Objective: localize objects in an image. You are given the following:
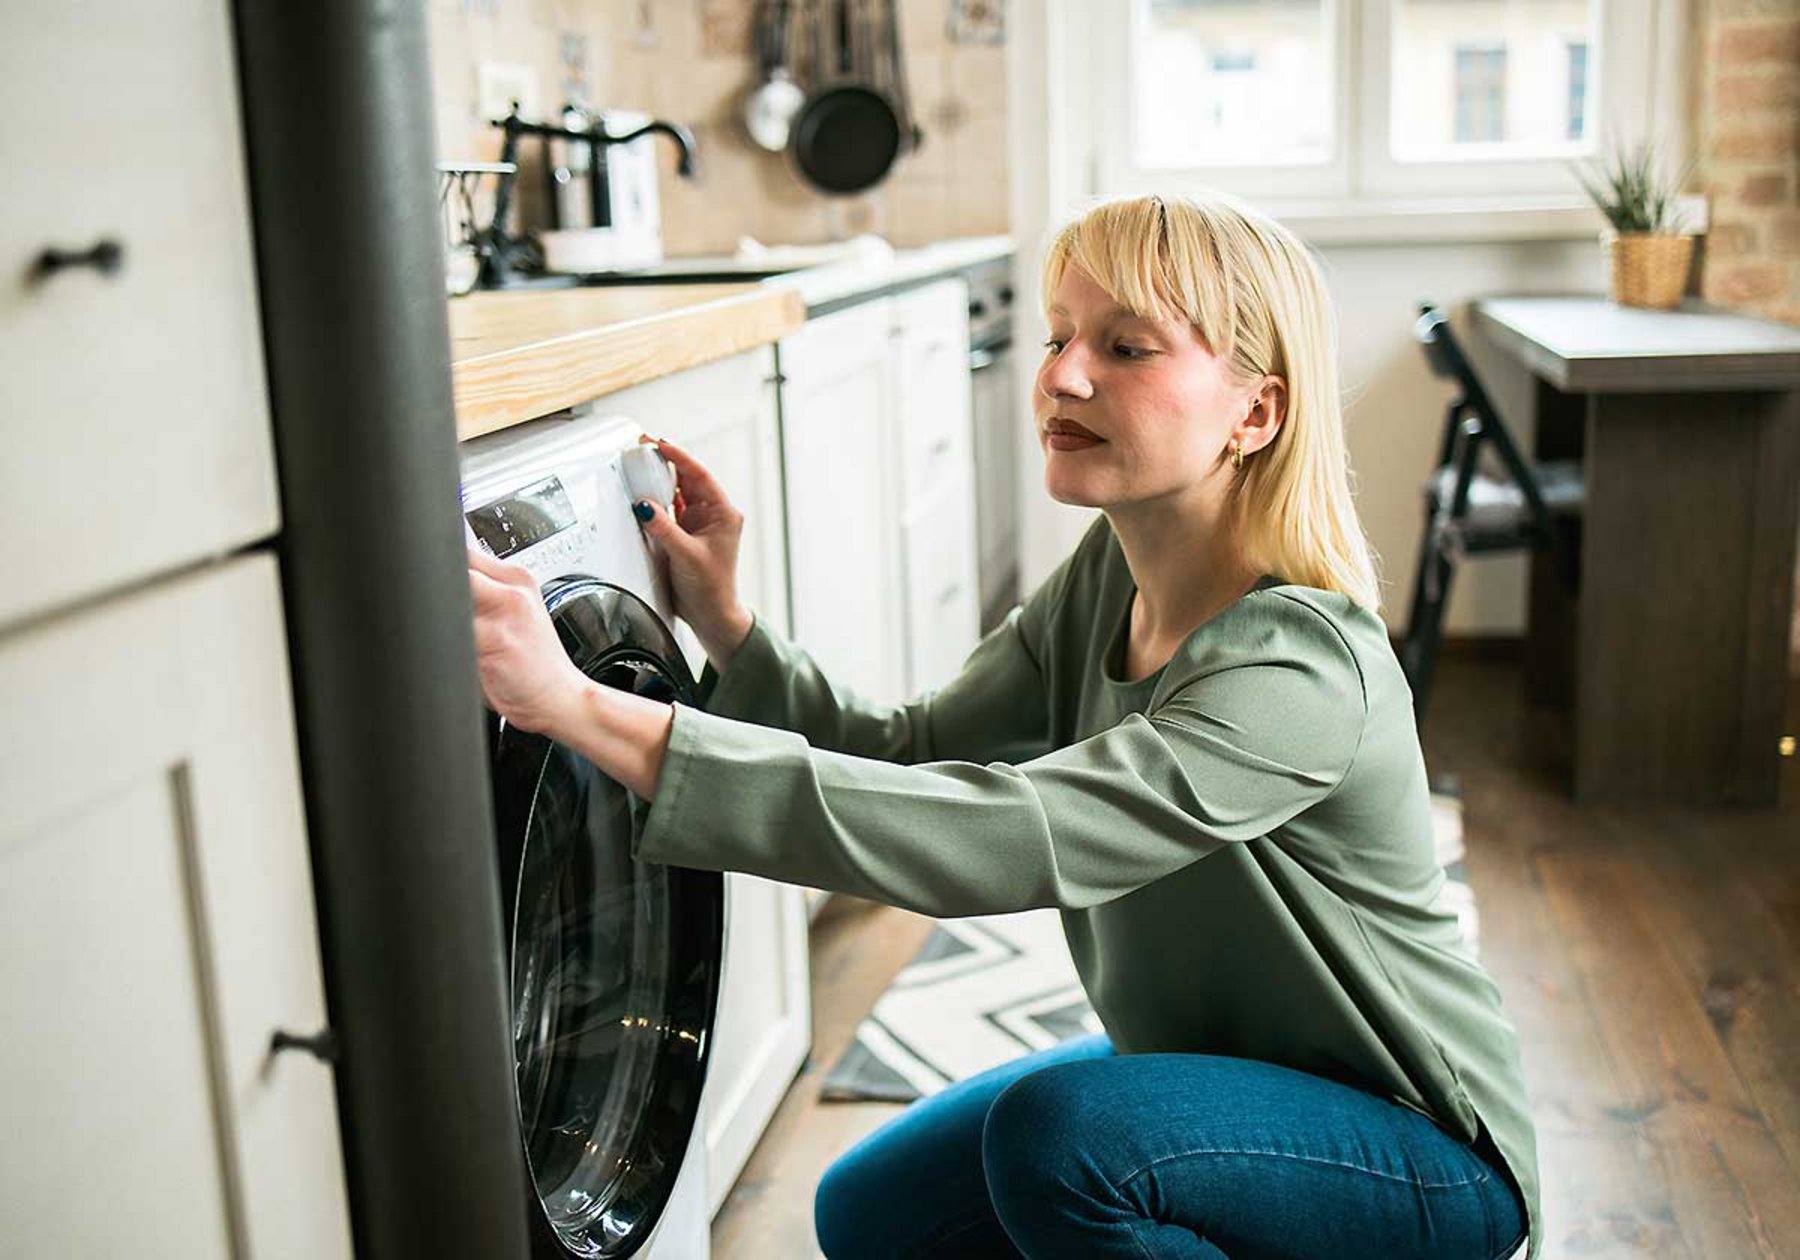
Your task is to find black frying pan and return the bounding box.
[791,0,904,195]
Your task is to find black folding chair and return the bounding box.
[1401,304,1585,719]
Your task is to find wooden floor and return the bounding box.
[710,656,1800,1259]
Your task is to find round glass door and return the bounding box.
[490,578,724,1258]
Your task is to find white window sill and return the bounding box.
[1258,196,1611,247]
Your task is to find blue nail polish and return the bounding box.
[632,501,654,523]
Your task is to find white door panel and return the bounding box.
[0,555,351,1259]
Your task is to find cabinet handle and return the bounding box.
[270,1027,341,1064]
[928,436,953,457]
[937,583,962,606]
[32,238,125,281]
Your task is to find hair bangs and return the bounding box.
[1041,197,1237,363]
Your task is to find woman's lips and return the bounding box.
[1045,418,1104,451]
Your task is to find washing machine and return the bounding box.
[461,413,725,1260]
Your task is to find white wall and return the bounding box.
[1006,0,1612,636]
[1320,239,1606,633]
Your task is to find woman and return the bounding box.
[468,193,1539,1259]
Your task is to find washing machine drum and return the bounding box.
[489,576,724,1259]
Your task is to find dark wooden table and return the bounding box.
[1472,295,1800,807]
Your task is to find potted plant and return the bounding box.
[1572,142,1698,310]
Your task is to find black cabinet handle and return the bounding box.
[32,239,125,281]
[270,1027,340,1064]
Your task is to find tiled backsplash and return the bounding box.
[428,0,1009,253]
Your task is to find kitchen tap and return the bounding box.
[599,119,697,178]
[478,103,699,287]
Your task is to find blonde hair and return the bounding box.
[1041,192,1381,612]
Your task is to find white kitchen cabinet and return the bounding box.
[782,280,982,703]
[891,281,977,508]
[578,347,811,1217]
[1,0,280,631]
[890,280,982,694]
[901,468,985,695]
[778,299,911,706]
[0,555,351,1260]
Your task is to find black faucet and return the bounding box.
[477,103,699,288]
[600,119,697,178]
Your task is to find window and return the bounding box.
[1091,0,1648,205]
[1567,40,1589,141]
[1452,46,1507,145]
[1135,1,1330,169]
[1206,49,1260,134]
[1392,0,1596,158]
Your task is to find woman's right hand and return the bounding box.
[632,434,755,669]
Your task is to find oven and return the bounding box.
[963,254,1019,634]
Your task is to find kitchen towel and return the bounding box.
[820,785,1479,1103]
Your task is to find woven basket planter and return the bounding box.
[1606,232,1696,310]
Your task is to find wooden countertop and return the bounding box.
[448,282,806,440]
[1472,295,1800,393]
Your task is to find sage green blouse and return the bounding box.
[637,516,1541,1257]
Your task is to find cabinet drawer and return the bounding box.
[779,298,893,391]
[892,280,974,506]
[1,0,279,629]
[900,471,982,694]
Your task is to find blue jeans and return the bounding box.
[814,1034,1526,1259]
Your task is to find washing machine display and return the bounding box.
[467,476,578,559]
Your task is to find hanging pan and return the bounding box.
[790,0,904,195]
[744,0,806,152]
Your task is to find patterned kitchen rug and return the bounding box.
[819,784,1480,1104]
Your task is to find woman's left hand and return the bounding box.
[467,546,593,739]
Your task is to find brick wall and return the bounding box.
[1690,0,1800,665]
[1695,1,1800,322]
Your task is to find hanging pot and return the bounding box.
[790,0,904,196]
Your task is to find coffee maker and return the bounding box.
[477,104,697,286]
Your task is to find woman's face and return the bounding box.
[1034,263,1257,510]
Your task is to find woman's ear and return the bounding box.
[1240,375,1287,454]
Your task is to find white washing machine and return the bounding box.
[461,414,723,1260]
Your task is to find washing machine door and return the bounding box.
[490,576,724,1259]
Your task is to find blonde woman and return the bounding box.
[468,193,1539,1259]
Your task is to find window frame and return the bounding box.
[1089,0,1663,209]
[1095,0,1356,201]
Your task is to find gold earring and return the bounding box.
[1231,441,1245,471]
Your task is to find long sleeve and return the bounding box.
[690,530,1092,766]
[637,593,1368,919]
[692,605,1052,766]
